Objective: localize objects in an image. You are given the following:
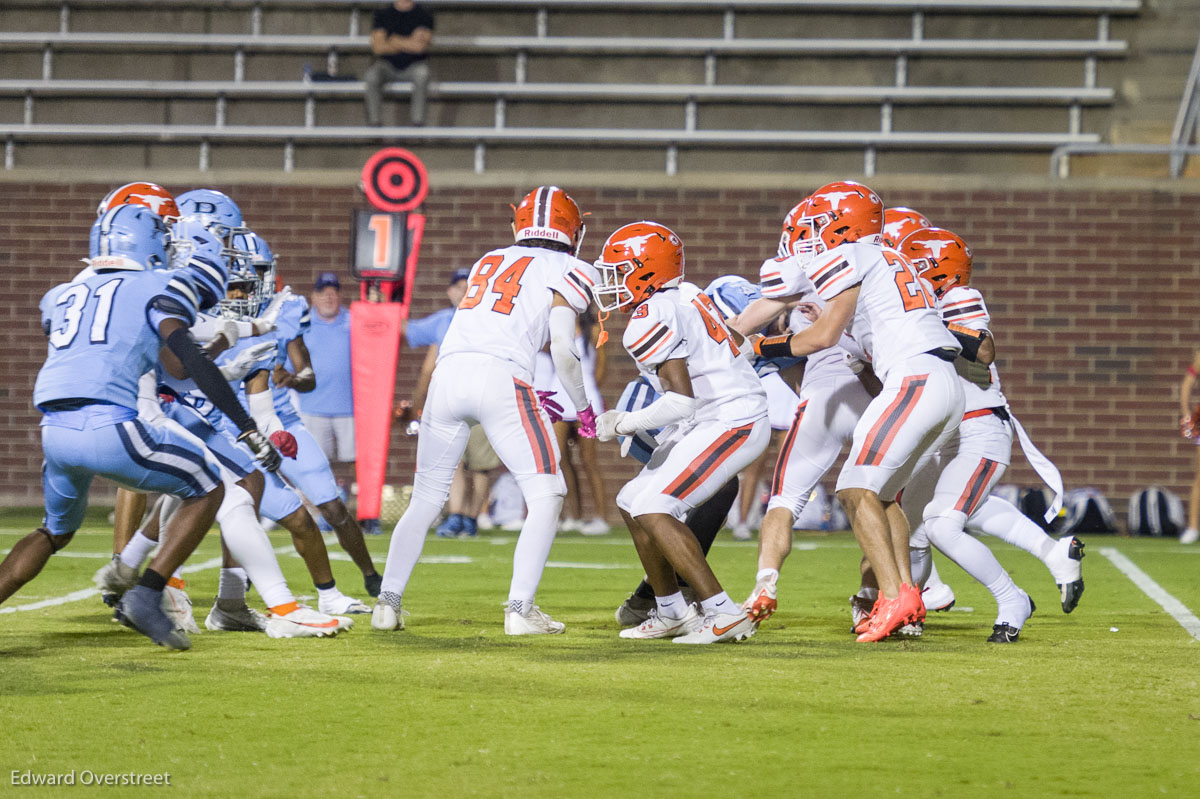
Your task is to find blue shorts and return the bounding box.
[278,421,341,506]
[167,402,302,521]
[42,417,221,536]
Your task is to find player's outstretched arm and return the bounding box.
[754,286,859,359]
[729,296,791,337]
[548,291,599,437]
[158,317,280,471]
[275,337,316,392]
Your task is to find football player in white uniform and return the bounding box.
[372,186,600,635]
[594,222,770,644]
[747,181,966,642]
[896,227,1082,640]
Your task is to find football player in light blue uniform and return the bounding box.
[0,205,280,650]
[230,232,381,596]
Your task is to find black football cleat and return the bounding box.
[987,623,1022,643]
[1058,537,1086,614]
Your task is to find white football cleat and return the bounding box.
[94,555,139,597]
[731,523,752,541]
[371,601,407,631]
[204,600,268,632]
[1181,527,1200,545]
[619,604,702,639]
[318,591,371,617]
[673,609,756,644]
[504,603,565,635]
[579,517,611,536]
[921,581,956,613]
[162,582,201,635]
[265,605,344,638]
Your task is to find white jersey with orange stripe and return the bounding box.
[803,241,959,382]
[938,285,1007,413]
[759,254,816,300]
[623,282,768,427]
[437,244,598,380]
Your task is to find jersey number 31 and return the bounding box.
[49,278,123,350]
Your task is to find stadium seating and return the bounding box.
[0,0,1140,173]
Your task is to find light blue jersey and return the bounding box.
[270,296,310,427]
[299,306,353,416]
[702,274,804,377]
[34,269,200,411]
[406,306,454,349]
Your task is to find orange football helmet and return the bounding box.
[512,185,585,255]
[784,180,884,262]
[96,182,179,220]
[593,221,684,313]
[899,227,972,297]
[882,207,932,249]
[777,198,811,259]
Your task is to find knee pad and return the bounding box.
[216,483,256,526]
[514,472,566,503]
[922,511,968,549]
[38,528,74,553]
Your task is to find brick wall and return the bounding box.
[2,180,1198,526]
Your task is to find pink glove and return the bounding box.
[270,430,298,459]
[577,406,598,439]
[537,390,565,424]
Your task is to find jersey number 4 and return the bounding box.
[458,255,531,316]
[49,278,123,350]
[885,252,935,312]
[691,293,741,357]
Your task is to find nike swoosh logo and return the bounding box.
[712,615,748,636]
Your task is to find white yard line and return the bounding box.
[1099,547,1200,642]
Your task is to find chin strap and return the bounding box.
[596,309,610,347]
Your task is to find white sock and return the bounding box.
[700,591,738,615]
[909,545,932,588]
[316,585,340,603]
[507,493,564,604]
[970,496,1056,561]
[218,567,247,601]
[655,591,687,618]
[119,531,157,570]
[991,581,1030,628]
[379,495,445,598]
[216,483,294,609]
[171,567,183,581]
[924,559,946,593]
[927,513,1021,612]
[755,568,779,585]
[856,586,878,602]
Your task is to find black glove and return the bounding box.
[238,430,282,473]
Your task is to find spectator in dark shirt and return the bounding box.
[365,0,434,127]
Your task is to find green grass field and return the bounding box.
[2,510,1198,798]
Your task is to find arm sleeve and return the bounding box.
[550,261,599,313]
[549,305,591,411]
[804,250,861,301]
[622,302,683,370]
[614,391,697,435]
[247,388,285,436]
[164,328,257,434]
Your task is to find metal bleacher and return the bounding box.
[0,0,1141,175]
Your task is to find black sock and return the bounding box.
[138,568,167,593]
[686,477,740,556]
[314,579,336,591]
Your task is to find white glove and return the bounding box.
[405,419,421,436]
[254,287,293,335]
[596,410,625,443]
[212,318,240,350]
[844,351,867,374]
[219,341,277,382]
